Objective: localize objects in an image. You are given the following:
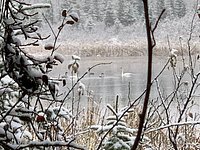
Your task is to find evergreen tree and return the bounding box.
[149,6,155,22]
[155,0,166,19]
[117,0,125,25]
[98,1,107,23]
[126,7,135,26]
[135,0,144,21]
[83,0,91,15]
[91,0,101,22]
[60,0,70,11]
[124,1,136,26]
[130,0,141,22]
[165,0,175,19]
[104,1,116,27]
[89,0,105,22]
[80,0,92,29]
[117,0,135,26]
[174,0,186,18]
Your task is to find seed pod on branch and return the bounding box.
[66,20,75,25]
[62,9,67,17]
[198,5,200,18]
[63,79,66,86]
[54,53,64,63]
[68,62,79,73]
[69,12,79,22]
[44,43,54,50]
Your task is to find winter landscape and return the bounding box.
[1,0,200,149]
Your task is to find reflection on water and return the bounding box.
[82,75,145,106]
[51,56,173,107]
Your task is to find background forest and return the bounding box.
[25,0,199,57]
[1,0,200,149]
[30,0,189,27]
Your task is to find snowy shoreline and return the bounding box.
[25,41,200,58]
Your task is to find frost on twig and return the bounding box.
[169,48,178,67]
[21,3,51,11]
[9,140,86,150]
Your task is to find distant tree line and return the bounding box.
[30,0,187,29]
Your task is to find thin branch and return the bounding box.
[55,62,112,120]
[96,58,170,150]
[10,140,86,150]
[42,13,56,38]
[152,9,166,47]
[0,93,25,122]
[146,121,200,133]
[152,9,166,33]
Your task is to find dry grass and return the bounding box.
[22,44,200,149]
[66,97,200,150]
[24,41,200,58]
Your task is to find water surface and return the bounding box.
[51,56,175,107]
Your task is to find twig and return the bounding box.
[55,62,112,120]
[96,58,170,150]
[0,93,25,123]
[12,140,86,150]
[146,121,200,133]
[42,13,56,38]
[152,9,166,33]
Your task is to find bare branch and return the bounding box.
[146,121,200,133]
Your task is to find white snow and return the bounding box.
[46,106,73,121]
[0,87,13,94]
[47,56,54,63]
[6,44,16,54]
[10,140,86,149]
[4,18,15,25]
[113,141,122,149]
[170,48,178,57]
[1,75,15,85]
[69,12,79,22]
[78,81,86,95]
[27,67,44,78]
[54,53,65,63]
[21,3,51,11]
[11,36,21,46]
[72,55,81,61]
[10,120,22,130]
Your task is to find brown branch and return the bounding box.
[131,1,166,149]
[152,9,165,47]
[131,0,153,149]
[152,9,166,33]
[96,58,170,149]
[146,120,200,133]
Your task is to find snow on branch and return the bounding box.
[9,140,86,150]
[21,3,51,11]
[146,121,200,133]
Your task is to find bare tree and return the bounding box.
[131,0,165,149]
